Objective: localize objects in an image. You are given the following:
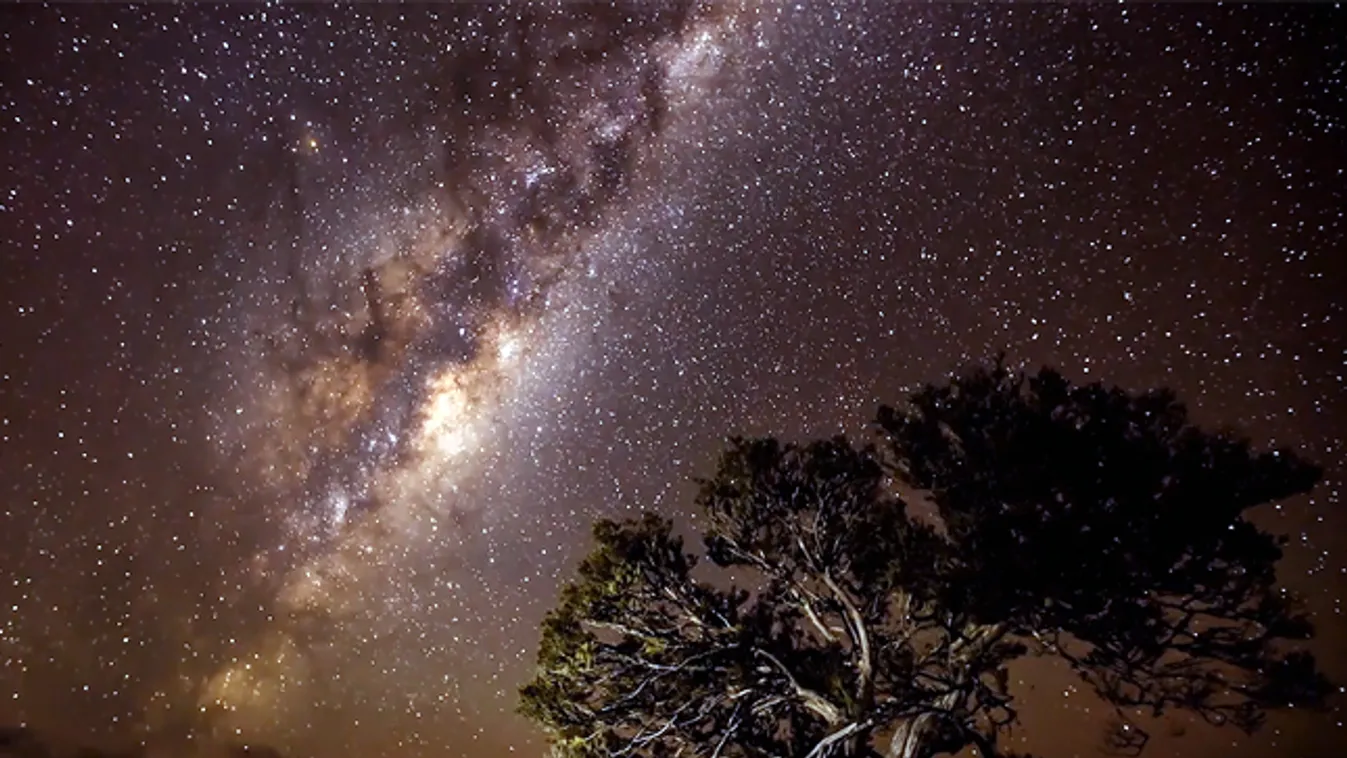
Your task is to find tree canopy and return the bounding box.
[519,361,1331,758]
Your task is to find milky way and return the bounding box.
[196,4,766,744]
[1,3,1344,758]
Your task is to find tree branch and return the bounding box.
[822,569,875,711]
[806,720,871,758]
[754,647,844,725]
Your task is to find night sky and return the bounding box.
[1,3,1344,758]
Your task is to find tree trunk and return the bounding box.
[884,712,940,758]
[885,689,963,758]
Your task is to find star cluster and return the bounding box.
[1,3,1343,758]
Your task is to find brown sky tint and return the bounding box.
[1,3,1343,757]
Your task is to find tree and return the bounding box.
[519,361,1332,758]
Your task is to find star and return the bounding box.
[0,3,1342,758]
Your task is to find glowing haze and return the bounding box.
[187,1,768,748]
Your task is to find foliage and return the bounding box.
[520,361,1330,758]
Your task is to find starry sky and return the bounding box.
[1,3,1344,758]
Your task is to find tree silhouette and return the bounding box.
[519,361,1331,758]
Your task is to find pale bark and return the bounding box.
[753,648,844,725]
[822,569,874,711]
[806,720,870,758]
[885,690,961,758]
[885,712,940,758]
